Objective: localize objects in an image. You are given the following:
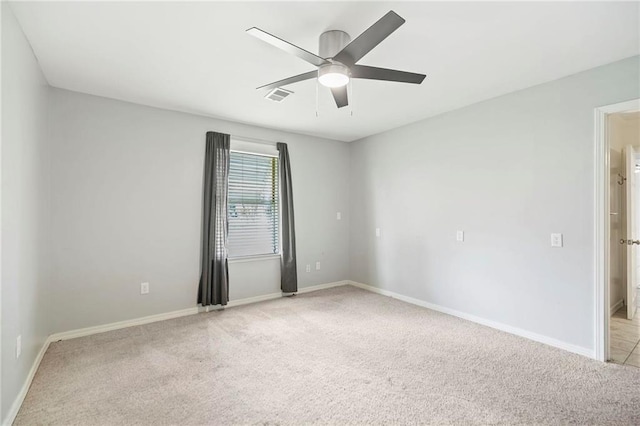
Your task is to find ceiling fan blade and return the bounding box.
[332,11,405,67]
[247,27,329,67]
[330,86,349,108]
[351,65,426,84]
[256,71,318,91]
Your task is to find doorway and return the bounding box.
[608,111,640,366]
[595,99,640,364]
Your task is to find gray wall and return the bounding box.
[1,4,51,422]
[349,56,640,352]
[48,88,350,334]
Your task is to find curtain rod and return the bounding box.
[232,135,278,146]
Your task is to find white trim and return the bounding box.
[348,281,594,359]
[231,135,278,147]
[594,105,608,362]
[228,254,280,264]
[594,98,640,362]
[49,307,200,342]
[596,99,640,115]
[1,280,350,425]
[225,292,282,309]
[230,137,278,157]
[297,280,349,294]
[203,281,350,311]
[52,281,350,337]
[610,299,624,316]
[230,148,278,159]
[2,339,50,426]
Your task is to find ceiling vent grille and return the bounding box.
[265,87,293,102]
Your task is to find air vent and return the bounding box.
[265,87,293,102]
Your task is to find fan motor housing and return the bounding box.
[319,30,351,59]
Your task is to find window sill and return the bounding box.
[228,254,281,264]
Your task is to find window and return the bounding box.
[227,151,279,258]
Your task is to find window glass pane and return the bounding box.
[228,151,279,258]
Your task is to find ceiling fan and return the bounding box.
[247,11,426,108]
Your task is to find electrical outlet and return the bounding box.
[305,264,311,273]
[315,261,321,270]
[375,228,381,237]
[16,335,22,359]
[141,282,150,294]
[551,233,563,248]
[456,230,464,242]
[336,212,342,220]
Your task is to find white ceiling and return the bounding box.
[10,1,640,142]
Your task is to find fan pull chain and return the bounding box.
[315,78,319,117]
[349,81,354,116]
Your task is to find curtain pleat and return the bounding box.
[198,132,230,306]
[277,142,298,293]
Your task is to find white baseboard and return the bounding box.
[2,339,51,426]
[200,293,285,311]
[226,292,282,308]
[348,281,595,359]
[49,307,200,342]
[202,280,349,311]
[610,299,624,316]
[297,280,349,294]
[2,279,350,426]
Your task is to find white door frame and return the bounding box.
[594,98,640,362]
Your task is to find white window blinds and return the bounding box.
[228,151,279,258]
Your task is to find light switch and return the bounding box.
[336,212,341,220]
[551,233,563,248]
[456,230,464,242]
[375,228,381,237]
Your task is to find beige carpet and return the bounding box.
[15,286,640,425]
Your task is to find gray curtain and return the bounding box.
[198,132,230,306]
[277,143,298,293]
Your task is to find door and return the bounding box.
[623,145,638,319]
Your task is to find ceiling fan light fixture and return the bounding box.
[248,11,426,109]
[318,63,350,88]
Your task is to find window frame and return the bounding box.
[227,147,281,262]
